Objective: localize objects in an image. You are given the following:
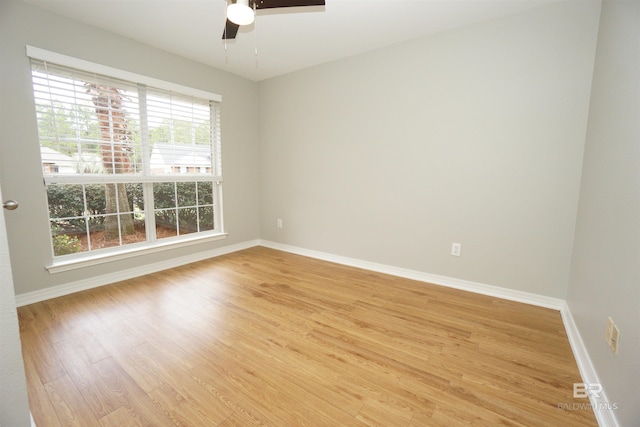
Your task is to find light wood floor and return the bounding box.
[18,246,597,426]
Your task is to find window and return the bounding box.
[28,47,224,262]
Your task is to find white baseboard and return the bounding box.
[15,239,261,307]
[561,303,620,427]
[259,239,565,310]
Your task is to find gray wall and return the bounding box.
[258,1,601,298]
[0,0,260,295]
[567,1,640,425]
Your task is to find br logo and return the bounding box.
[573,383,603,399]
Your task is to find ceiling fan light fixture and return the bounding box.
[227,0,255,26]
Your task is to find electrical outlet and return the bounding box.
[605,317,614,345]
[276,218,283,229]
[605,317,620,355]
[610,323,620,355]
[451,243,461,257]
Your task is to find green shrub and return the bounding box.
[52,233,81,256]
[46,183,144,230]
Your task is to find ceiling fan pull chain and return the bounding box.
[254,0,258,56]
[224,1,228,51]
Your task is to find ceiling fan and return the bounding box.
[223,0,326,39]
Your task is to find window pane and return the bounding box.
[153,182,175,209]
[122,214,145,245]
[51,222,85,256]
[126,183,145,216]
[156,209,177,238]
[178,208,198,235]
[47,184,83,224]
[197,181,213,205]
[85,184,106,215]
[198,206,214,232]
[46,184,87,256]
[176,182,196,207]
[89,215,120,249]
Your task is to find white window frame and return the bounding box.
[27,46,227,273]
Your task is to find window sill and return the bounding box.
[46,232,228,274]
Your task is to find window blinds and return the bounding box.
[28,48,222,184]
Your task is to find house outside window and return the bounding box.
[28,47,224,261]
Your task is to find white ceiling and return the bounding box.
[22,0,560,81]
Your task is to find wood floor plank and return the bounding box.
[91,357,176,427]
[148,382,227,427]
[22,351,63,427]
[215,409,269,427]
[19,326,67,384]
[66,326,112,364]
[99,407,143,427]
[19,246,598,426]
[51,338,121,419]
[44,374,101,427]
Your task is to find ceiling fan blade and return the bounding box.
[255,0,325,10]
[222,0,323,39]
[222,19,240,39]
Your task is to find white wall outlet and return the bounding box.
[276,218,283,229]
[451,243,461,257]
[610,323,620,355]
[605,317,620,355]
[605,317,614,345]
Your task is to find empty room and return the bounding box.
[0,0,637,426]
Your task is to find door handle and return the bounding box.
[3,200,18,210]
